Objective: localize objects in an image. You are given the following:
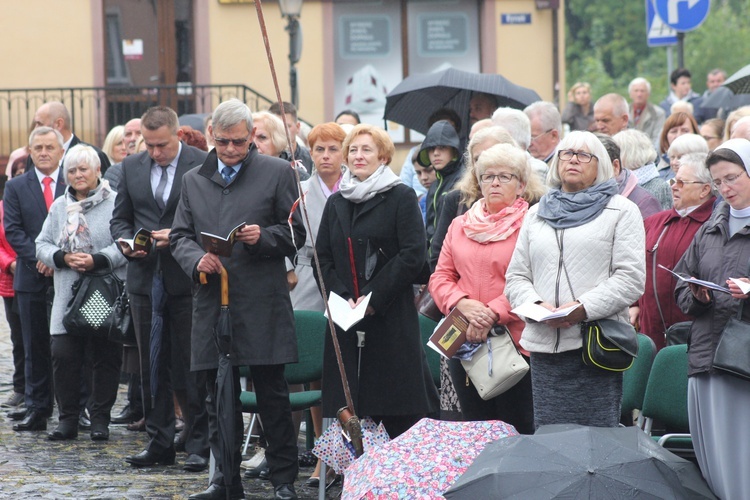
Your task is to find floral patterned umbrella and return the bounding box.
[312,417,390,474]
[341,418,518,500]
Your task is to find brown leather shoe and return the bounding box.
[127,417,146,432]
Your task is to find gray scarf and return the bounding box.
[338,165,401,203]
[537,179,618,229]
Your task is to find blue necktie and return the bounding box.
[222,166,236,185]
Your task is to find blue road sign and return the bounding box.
[655,0,710,32]
[646,0,677,47]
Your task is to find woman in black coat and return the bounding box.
[315,124,438,439]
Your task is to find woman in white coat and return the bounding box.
[506,131,645,428]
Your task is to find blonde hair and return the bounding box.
[342,124,395,166]
[252,111,287,156]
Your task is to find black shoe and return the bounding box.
[78,410,91,431]
[188,483,245,500]
[183,453,208,472]
[125,448,176,467]
[13,410,48,431]
[8,407,27,421]
[48,421,78,441]
[274,484,298,500]
[174,429,187,452]
[1,392,24,408]
[243,457,270,480]
[90,423,110,441]
[111,404,143,425]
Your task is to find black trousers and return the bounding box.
[16,290,52,413]
[206,364,298,488]
[3,296,24,395]
[131,292,207,455]
[51,334,122,424]
[448,356,535,435]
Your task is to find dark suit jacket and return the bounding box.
[3,168,66,292]
[24,134,111,175]
[110,143,207,296]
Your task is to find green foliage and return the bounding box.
[565,0,749,103]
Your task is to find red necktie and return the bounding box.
[42,177,54,212]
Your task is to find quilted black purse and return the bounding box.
[63,267,126,339]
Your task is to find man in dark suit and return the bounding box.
[171,99,303,500]
[27,102,111,175]
[4,126,67,431]
[110,106,209,471]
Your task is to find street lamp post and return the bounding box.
[279,0,303,108]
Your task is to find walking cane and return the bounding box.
[252,0,364,457]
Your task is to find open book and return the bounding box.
[511,302,580,322]
[324,291,373,331]
[658,265,731,294]
[201,222,246,258]
[426,308,469,359]
[118,228,152,253]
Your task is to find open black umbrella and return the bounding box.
[383,68,541,139]
[201,268,236,500]
[444,424,716,499]
[701,86,750,113]
[148,273,167,408]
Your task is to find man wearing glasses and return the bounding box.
[171,99,304,500]
[111,106,209,472]
[525,101,562,165]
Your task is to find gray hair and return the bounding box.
[252,111,287,155]
[491,107,531,150]
[29,126,64,147]
[679,152,716,195]
[213,99,253,132]
[670,101,694,115]
[628,77,651,94]
[613,129,657,170]
[524,101,563,134]
[63,144,101,177]
[475,143,529,185]
[594,93,629,117]
[668,134,709,157]
[548,131,614,189]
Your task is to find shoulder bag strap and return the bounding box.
[651,223,671,334]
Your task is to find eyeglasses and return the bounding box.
[530,129,553,143]
[213,135,251,147]
[669,178,706,188]
[712,172,748,188]
[480,173,516,184]
[558,150,596,163]
[701,135,720,141]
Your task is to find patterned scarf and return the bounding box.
[461,197,529,243]
[58,179,112,253]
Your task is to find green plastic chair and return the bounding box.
[418,314,442,388]
[621,334,657,425]
[239,310,326,454]
[640,344,693,455]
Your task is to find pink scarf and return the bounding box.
[461,197,529,243]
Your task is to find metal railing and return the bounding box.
[0,84,277,156]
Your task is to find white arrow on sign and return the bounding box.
[667,0,701,24]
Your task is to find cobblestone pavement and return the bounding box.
[0,309,339,499]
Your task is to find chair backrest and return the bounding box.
[418,314,441,387]
[621,334,657,422]
[284,310,327,385]
[640,344,690,431]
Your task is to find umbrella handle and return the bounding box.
[199,269,230,307]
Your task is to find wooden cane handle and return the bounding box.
[199,272,208,285]
[220,267,229,307]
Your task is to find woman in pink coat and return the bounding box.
[429,143,534,433]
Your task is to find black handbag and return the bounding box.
[713,300,750,380]
[581,319,639,372]
[414,285,442,322]
[63,266,126,339]
[108,285,136,345]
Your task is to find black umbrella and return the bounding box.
[383,68,541,139]
[722,64,750,95]
[701,86,750,113]
[202,268,236,499]
[444,424,717,499]
[148,274,167,408]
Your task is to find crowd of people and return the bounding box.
[2,63,750,499]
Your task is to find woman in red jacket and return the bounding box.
[429,143,534,433]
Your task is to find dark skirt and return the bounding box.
[530,349,622,429]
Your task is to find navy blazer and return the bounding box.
[3,168,66,293]
[110,143,207,296]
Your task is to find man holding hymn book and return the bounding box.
[170,99,305,500]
